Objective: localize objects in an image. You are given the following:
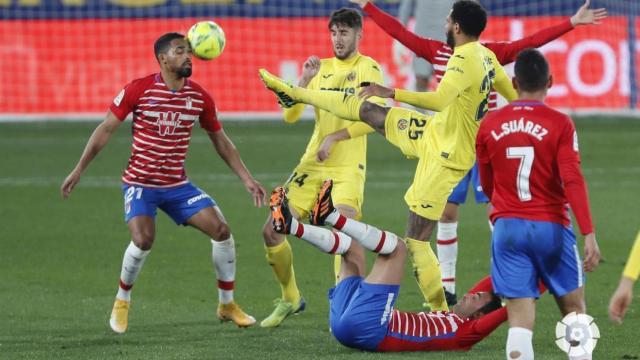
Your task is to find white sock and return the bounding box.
[506,327,534,360]
[437,222,458,294]
[211,237,236,305]
[290,217,351,254]
[326,211,398,254]
[116,241,150,302]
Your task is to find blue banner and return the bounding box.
[0,0,399,19]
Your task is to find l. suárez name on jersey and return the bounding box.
[490,117,549,141]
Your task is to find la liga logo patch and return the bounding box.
[555,312,600,357]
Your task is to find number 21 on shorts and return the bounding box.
[124,186,143,214]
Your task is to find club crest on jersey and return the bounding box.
[346,71,356,82]
[157,111,182,136]
[185,97,193,110]
[397,118,408,130]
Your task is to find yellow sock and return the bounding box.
[333,255,341,284]
[265,239,300,305]
[292,87,364,121]
[406,238,448,311]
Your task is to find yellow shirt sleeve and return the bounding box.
[623,231,640,281]
[394,81,461,112]
[283,103,305,124]
[393,53,468,111]
[492,56,517,102]
[347,122,375,138]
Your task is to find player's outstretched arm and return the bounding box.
[61,111,122,199]
[609,231,640,324]
[492,62,517,103]
[207,129,266,207]
[488,0,607,64]
[351,0,440,62]
[316,123,374,162]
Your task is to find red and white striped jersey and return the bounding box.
[388,310,466,339]
[109,73,222,188]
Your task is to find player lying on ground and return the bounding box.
[476,48,600,359]
[260,0,516,313]
[61,33,265,332]
[260,8,386,328]
[348,0,606,305]
[269,180,547,351]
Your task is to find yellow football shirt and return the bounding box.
[282,53,385,170]
[395,41,516,170]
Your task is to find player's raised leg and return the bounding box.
[259,69,389,134]
[261,215,306,328]
[187,206,256,327]
[310,180,400,255]
[270,187,353,255]
[110,215,154,334]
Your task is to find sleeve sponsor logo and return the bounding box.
[113,89,125,106]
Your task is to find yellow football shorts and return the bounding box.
[384,107,467,220]
[283,164,365,220]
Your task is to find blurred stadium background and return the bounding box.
[1,1,640,359]
[1,0,639,119]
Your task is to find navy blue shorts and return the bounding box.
[447,162,489,204]
[122,182,216,225]
[491,217,584,298]
[328,276,399,351]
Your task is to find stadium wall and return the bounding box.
[1,0,638,120]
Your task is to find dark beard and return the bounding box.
[446,29,455,48]
[177,66,192,78]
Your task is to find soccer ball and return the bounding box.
[187,21,226,60]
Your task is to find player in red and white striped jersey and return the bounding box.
[61,33,266,332]
[351,0,606,304]
[269,180,544,352]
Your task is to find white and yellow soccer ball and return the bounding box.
[187,20,226,60]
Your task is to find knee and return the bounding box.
[439,204,458,223]
[561,300,586,315]
[393,239,408,260]
[360,103,388,130]
[131,230,154,250]
[212,222,231,241]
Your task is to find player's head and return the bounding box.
[452,291,502,319]
[446,0,487,48]
[514,48,552,95]
[328,8,363,60]
[154,32,193,78]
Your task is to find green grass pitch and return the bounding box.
[1,118,639,359]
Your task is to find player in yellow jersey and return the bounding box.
[261,7,386,328]
[609,231,640,324]
[260,0,516,312]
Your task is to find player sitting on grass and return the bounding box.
[268,180,545,352]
